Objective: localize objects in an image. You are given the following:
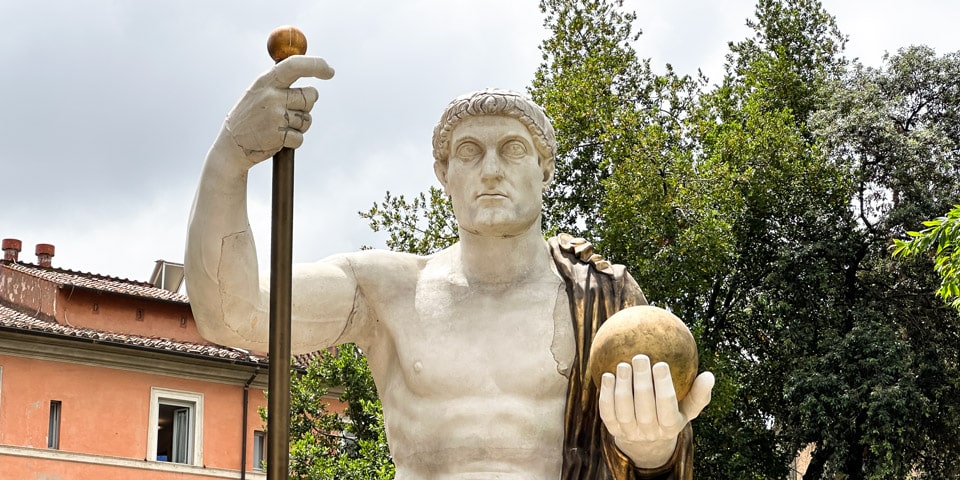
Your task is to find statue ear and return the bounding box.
[434,161,449,191]
[541,156,555,188]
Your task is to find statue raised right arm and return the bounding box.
[185,56,351,353]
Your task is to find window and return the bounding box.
[253,430,266,471]
[47,400,61,449]
[158,402,192,463]
[147,388,203,465]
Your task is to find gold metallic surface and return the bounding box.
[549,237,692,479]
[267,25,308,63]
[587,305,699,401]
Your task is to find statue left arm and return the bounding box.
[598,355,715,470]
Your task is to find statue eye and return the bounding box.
[501,140,528,159]
[455,141,482,161]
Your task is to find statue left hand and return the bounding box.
[598,354,715,469]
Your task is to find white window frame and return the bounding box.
[147,387,203,466]
[47,400,62,449]
[253,430,266,471]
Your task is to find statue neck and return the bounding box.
[455,219,552,284]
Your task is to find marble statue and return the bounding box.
[185,55,715,479]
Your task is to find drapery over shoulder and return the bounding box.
[549,234,693,480]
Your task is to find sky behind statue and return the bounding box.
[1,0,957,281]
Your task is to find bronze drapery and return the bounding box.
[549,234,693,480]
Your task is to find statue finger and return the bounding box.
[280,129,305,149]
[286,86,319,112]
[285,111,312,132]
[268,56,335,88]
[598,373,624,437]
[652,362,684,430]
[679,371,715,422]
[614,362,639,436]
[631,354,657,427]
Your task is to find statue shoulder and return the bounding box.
[549,233,647,305]
[549,233,616,274]
[338,248,427,283]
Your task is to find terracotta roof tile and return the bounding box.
[3,261,188,303]
[0,303,267,365]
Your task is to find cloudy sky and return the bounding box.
[1,0,957,282]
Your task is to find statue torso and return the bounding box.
[349,247,575,479]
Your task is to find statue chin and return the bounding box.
[457,212,542,239]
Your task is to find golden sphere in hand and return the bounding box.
[267,25,308,63]
[588,305,699,401]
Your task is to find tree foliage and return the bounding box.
[263,346,395,480]
[694,1,856,477]
[894,205,960,312]
[360,186,457,255]
[350,1,960,478]
[530,0,767,475]
[810,44,960,478]
[530,0,651,235]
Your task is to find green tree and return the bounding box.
[894,205,960,312]
[530,0,766,476]
[692,6,960,479]
[530,0,654,235]
[692,1,856,477]
[808,45,960,478]
[360,186,457,255]
[262,346,395,480]
[531,0,852,476]
[353,1,960,478]
[726,0,846,125]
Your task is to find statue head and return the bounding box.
[432,89,556,171]
[431,90,557,237]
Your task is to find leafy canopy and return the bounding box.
[894,206,960,312]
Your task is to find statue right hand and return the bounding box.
[224,56,335,167]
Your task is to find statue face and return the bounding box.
[436,115,552,237]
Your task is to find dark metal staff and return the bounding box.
[265,25,307,480]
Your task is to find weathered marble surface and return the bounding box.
[185,57,714,479]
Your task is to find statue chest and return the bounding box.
[380,276,573,399]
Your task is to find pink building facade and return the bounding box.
[0,240,275,479]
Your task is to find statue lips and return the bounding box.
[476,191,509,201]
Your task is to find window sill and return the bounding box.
[0,444,265,479]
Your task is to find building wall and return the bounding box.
[0,353,267,476]
[0,261,348,478]
[56,288,207,346]
[0,449,264,480]
[0,267,58,320]
[0,265,212,350]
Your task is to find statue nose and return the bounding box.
[480,152,504,180]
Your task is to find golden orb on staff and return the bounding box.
[267,25,308,62]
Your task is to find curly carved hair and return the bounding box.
[431,89,556,166]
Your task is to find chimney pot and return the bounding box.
[35,243,55,267]
[2,238,22,262]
